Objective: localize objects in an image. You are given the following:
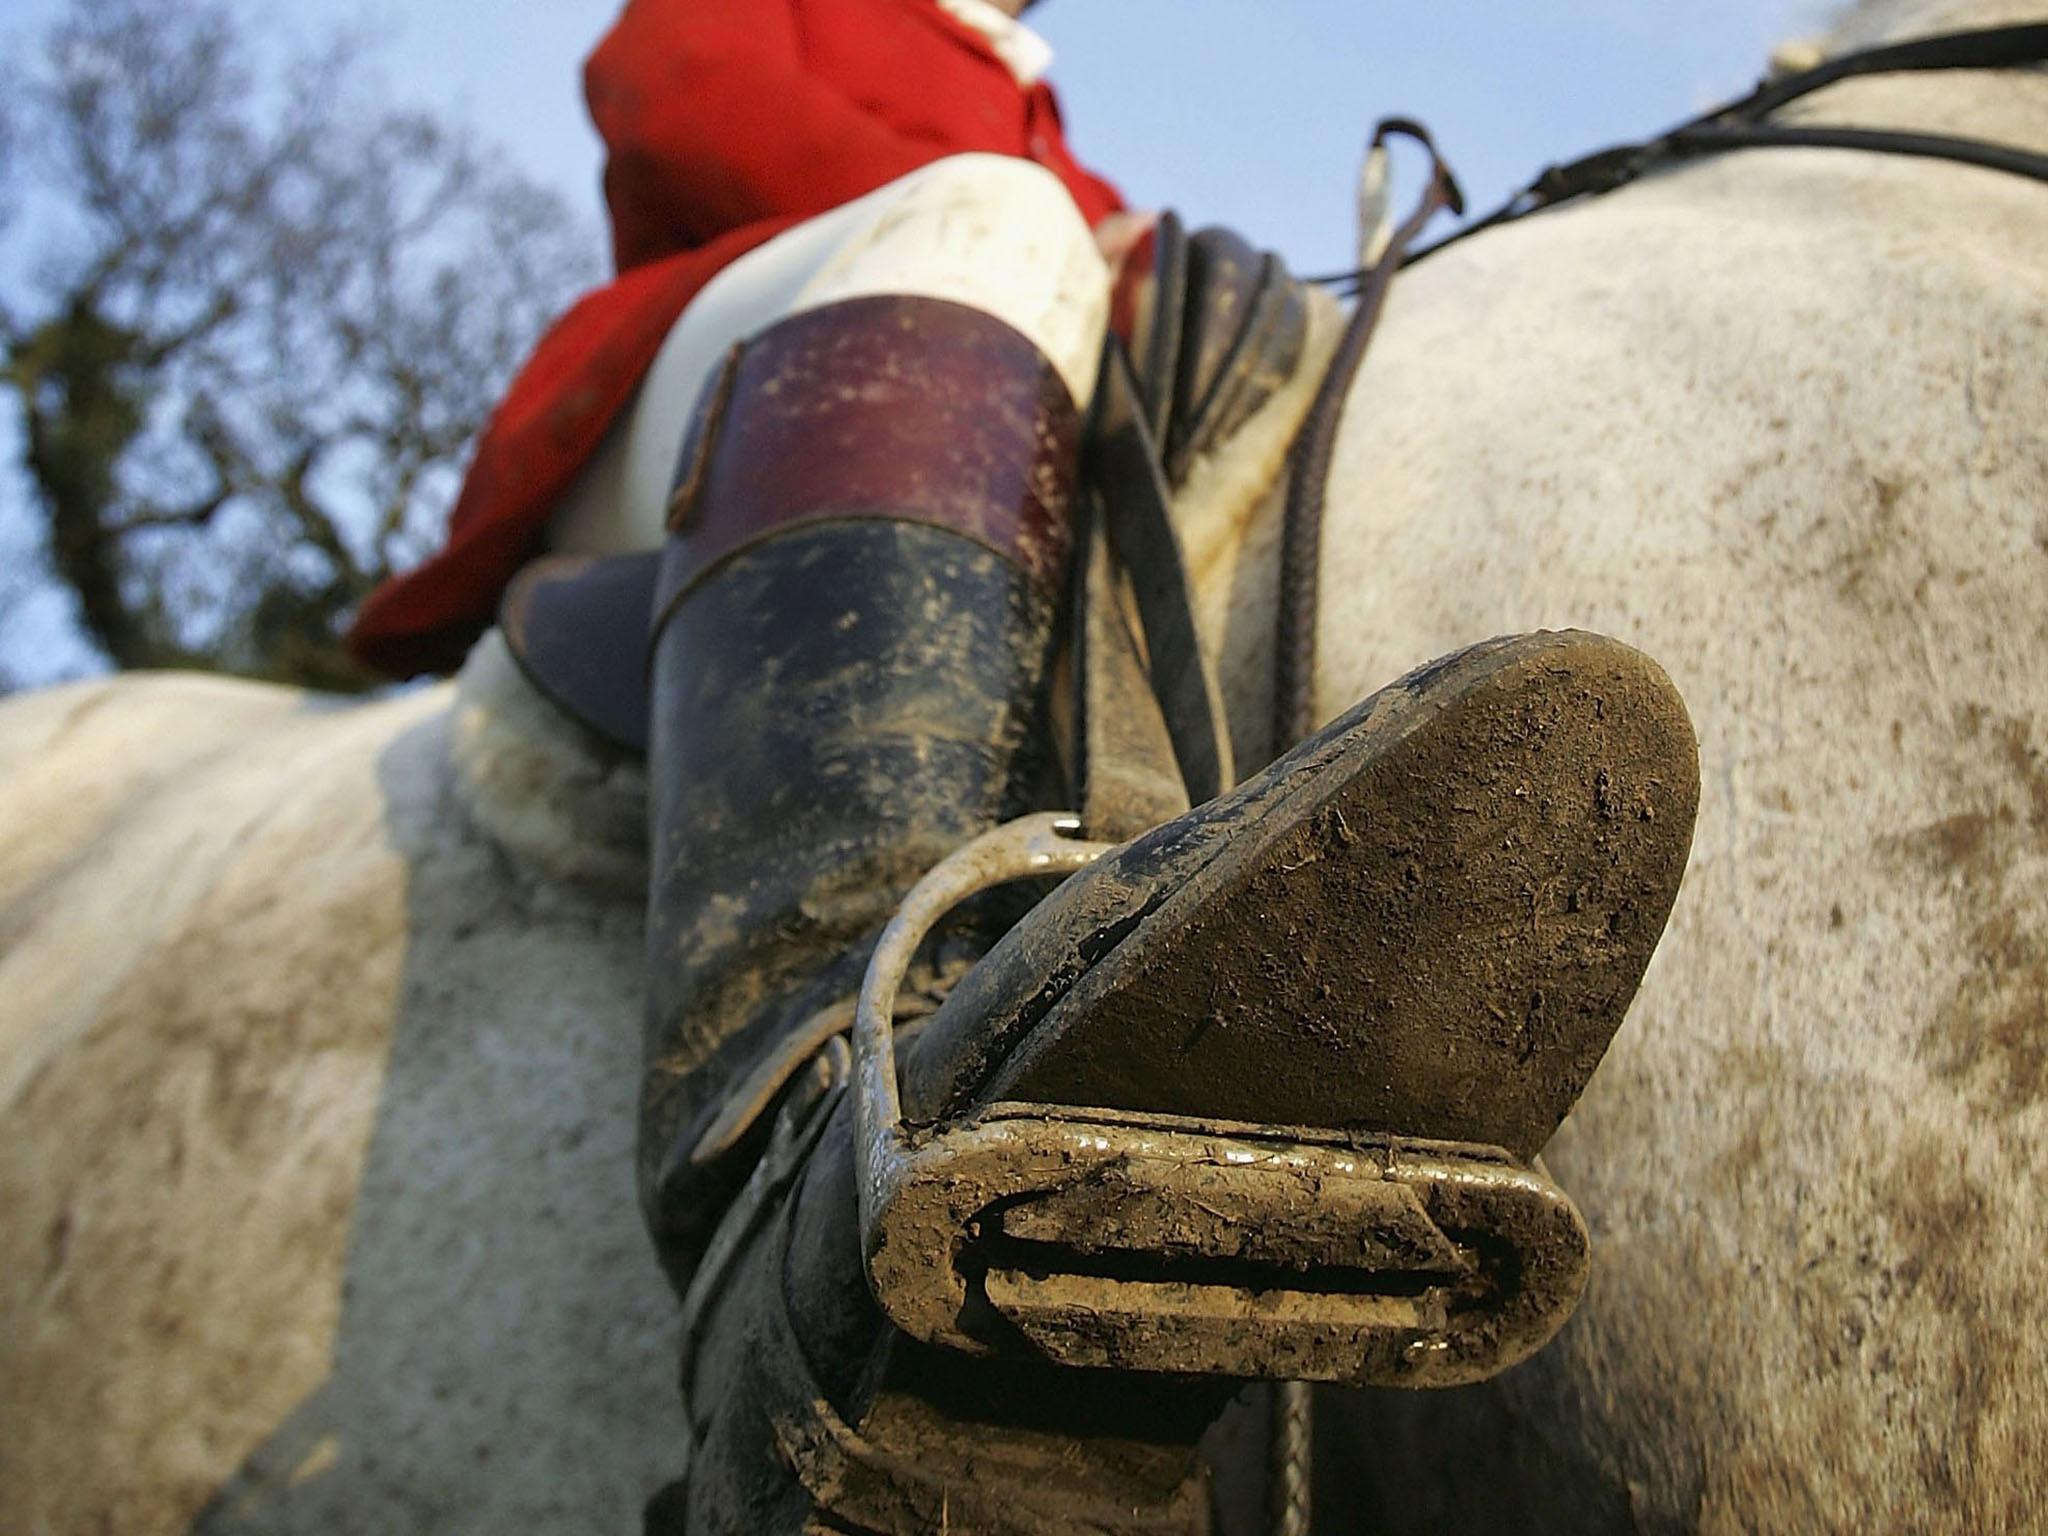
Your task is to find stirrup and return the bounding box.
[853,813,1593,1388]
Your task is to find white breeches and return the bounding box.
[547,153,1111,556]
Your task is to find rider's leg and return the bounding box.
[547,151,1108,558]
[623,152,1112,1289]
[635,151,1211,1529]
[574,153,1699,1532]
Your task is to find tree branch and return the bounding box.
[106,489,230,536]
[4,0,600,689]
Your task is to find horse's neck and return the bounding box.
[1814,0,2048,152]
[1829,0,2039,48]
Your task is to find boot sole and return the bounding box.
[921,628,1700,1159]
[866,631,1697,1383]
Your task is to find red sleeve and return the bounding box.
[586,0,938,271]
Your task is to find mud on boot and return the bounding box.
[635,295,1087,1288]
[663,628,1697,1532]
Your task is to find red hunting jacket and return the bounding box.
[348,0,1123,678]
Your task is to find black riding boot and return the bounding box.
[639,294,1085,1286]
[639,305,1700,1535]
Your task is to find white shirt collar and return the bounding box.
[931,0,1055,87]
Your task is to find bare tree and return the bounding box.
[0,0,600,690]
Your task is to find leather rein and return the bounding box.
[1274,20,2048,753]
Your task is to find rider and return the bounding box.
[345,0,1131,677]
[348,2,1699,1529]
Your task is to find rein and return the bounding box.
[1273,21,2048,749]
[1407,19,2048,271]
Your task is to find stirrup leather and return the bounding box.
[853,813,1595,1388]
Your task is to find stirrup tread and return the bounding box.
[870,1102,1587,1387]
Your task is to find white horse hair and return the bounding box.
[3,0,2044,1528]
[450,633,647,899]
[0,673,679,1532]
[1277,0,2048,1526]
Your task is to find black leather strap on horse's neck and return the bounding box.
[1404,21,2048,269]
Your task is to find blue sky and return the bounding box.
[1033,1,1827,271]
[6,0,1827,271]
[1,0,1828,685]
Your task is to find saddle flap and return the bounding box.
[1165,227,1309,485]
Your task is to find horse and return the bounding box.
[0,663,677,1533]
[1216,0,2046,1525]
[2,0,2043,1528]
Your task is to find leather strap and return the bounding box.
[1399,21,2048,269]
[1165,229,1311,487]
[1275,120,1462,754]
[1127,219,1313,491]
[1070,501,1192,840]
[1084,343,1236,805]
[1129,209,1190,449]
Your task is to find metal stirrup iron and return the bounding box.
[847,814,1600,1388]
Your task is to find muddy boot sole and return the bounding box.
[862,630,1697,1383]
[670,632,1699,1532]
[905,629,1699,1155]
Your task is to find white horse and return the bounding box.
[3,0,2043,1529]
[1213,0,2045,1525]
[0,665,675,1533]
